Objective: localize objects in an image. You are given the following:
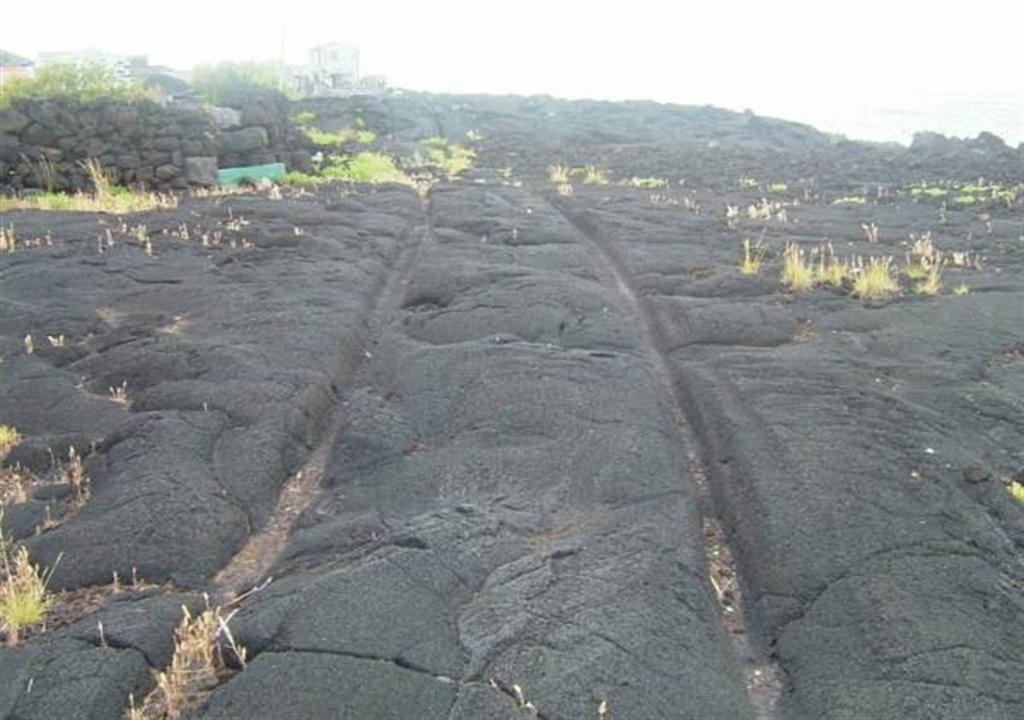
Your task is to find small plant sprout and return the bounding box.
[953,282,970,296]
[0,426,22,461]
[781,243,814,291]
[739,236,767,275]
[915,258,946,295]
[851,256,899,300]
[109,381,131,407]
[556,183,574,197]
[65,447,90,506]
[47,334,66,348]
[862,222,880,243]
[24,335,34,355]
[598,699,609,717]
[0,538,59,646]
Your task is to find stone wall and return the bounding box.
[209,87,312,173]
[1,98,220,191]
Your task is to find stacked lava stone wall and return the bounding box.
[0,98,220,191]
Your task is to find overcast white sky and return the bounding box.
[5,0,1023,144]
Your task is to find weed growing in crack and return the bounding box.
[133,598,246,719]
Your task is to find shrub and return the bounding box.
[191,61,287,104]
[329,153,410,184]
[418,137,475,179]
[0,62,157,110]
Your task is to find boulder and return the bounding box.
[184,156,218,186]
[0,109,30,134]
[154,163,180,181]
[217,126,269,155]
[207,106,242,129]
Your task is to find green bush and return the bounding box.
[191,61,288,104]
[0,62,157,110]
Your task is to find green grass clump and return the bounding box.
[417,137,476,179]
[0,62,158,110]
[910,186,948,199]
[0,426,21,460]
[767,182,788,193]
[325,153,411,185]
[738,177,759,188]
[952,195,977,206]
[282,171,323,187]
[832,196,867,205]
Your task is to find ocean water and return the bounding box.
[757,93,1023,147]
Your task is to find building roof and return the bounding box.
[0,49,34,67]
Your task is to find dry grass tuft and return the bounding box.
[915,258,945,295]
[851,256,899,299]
[812,243,849,285]
[0,426,21,461]
[109,381,131,408]
[548,164,570,184]
[134,600,246,719]
[780,242,814,291]
[580,165,610,185]
[862,222,880,243]
[738,236,766,275]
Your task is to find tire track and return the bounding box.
[546,194,783,719]
[211,195,435,604]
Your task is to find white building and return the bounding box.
[308,44,359,79]
[285,44,386,98]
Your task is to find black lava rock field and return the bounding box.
[1,94,1022,720]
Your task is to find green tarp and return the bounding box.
[217,162,286,187]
